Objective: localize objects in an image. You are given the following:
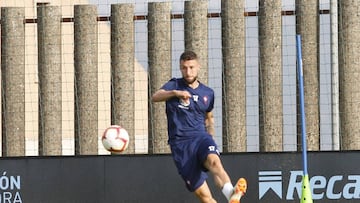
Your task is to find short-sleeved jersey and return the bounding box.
[161,78,215,142]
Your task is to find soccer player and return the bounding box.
[152,50,247,203]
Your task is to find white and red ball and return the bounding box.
[102,125,129,154]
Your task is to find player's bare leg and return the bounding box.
[204,154,232,188]
[194,181,217,203]
[204,154,247,203]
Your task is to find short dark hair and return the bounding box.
[180,50,198,61]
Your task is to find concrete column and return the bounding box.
[339,1,360,150]
[296,0,320,151]
[74,5,98,155]
[184,0,208,84]
[221,0,246,152]
[1,7,26,156]
[110,4,135,154]
[258,0,283,152]
[148,2,172,154]
[37,4,62,155]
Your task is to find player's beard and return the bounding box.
[184,76,197,85]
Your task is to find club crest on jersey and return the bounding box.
[203,96,208,104]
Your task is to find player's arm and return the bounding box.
[152,89,191,102]
[205,111,215,137]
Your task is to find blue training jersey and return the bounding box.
[161,78,214,142]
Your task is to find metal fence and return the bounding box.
[0,0,359,156]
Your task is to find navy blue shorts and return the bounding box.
[169,134,220,192]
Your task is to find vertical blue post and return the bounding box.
[296,34,313,203]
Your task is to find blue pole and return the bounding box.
[296,35,308,175]
[296,34,313,203]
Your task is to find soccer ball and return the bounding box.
[101,125,129,154]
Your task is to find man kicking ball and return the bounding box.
[152,50,247,203]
